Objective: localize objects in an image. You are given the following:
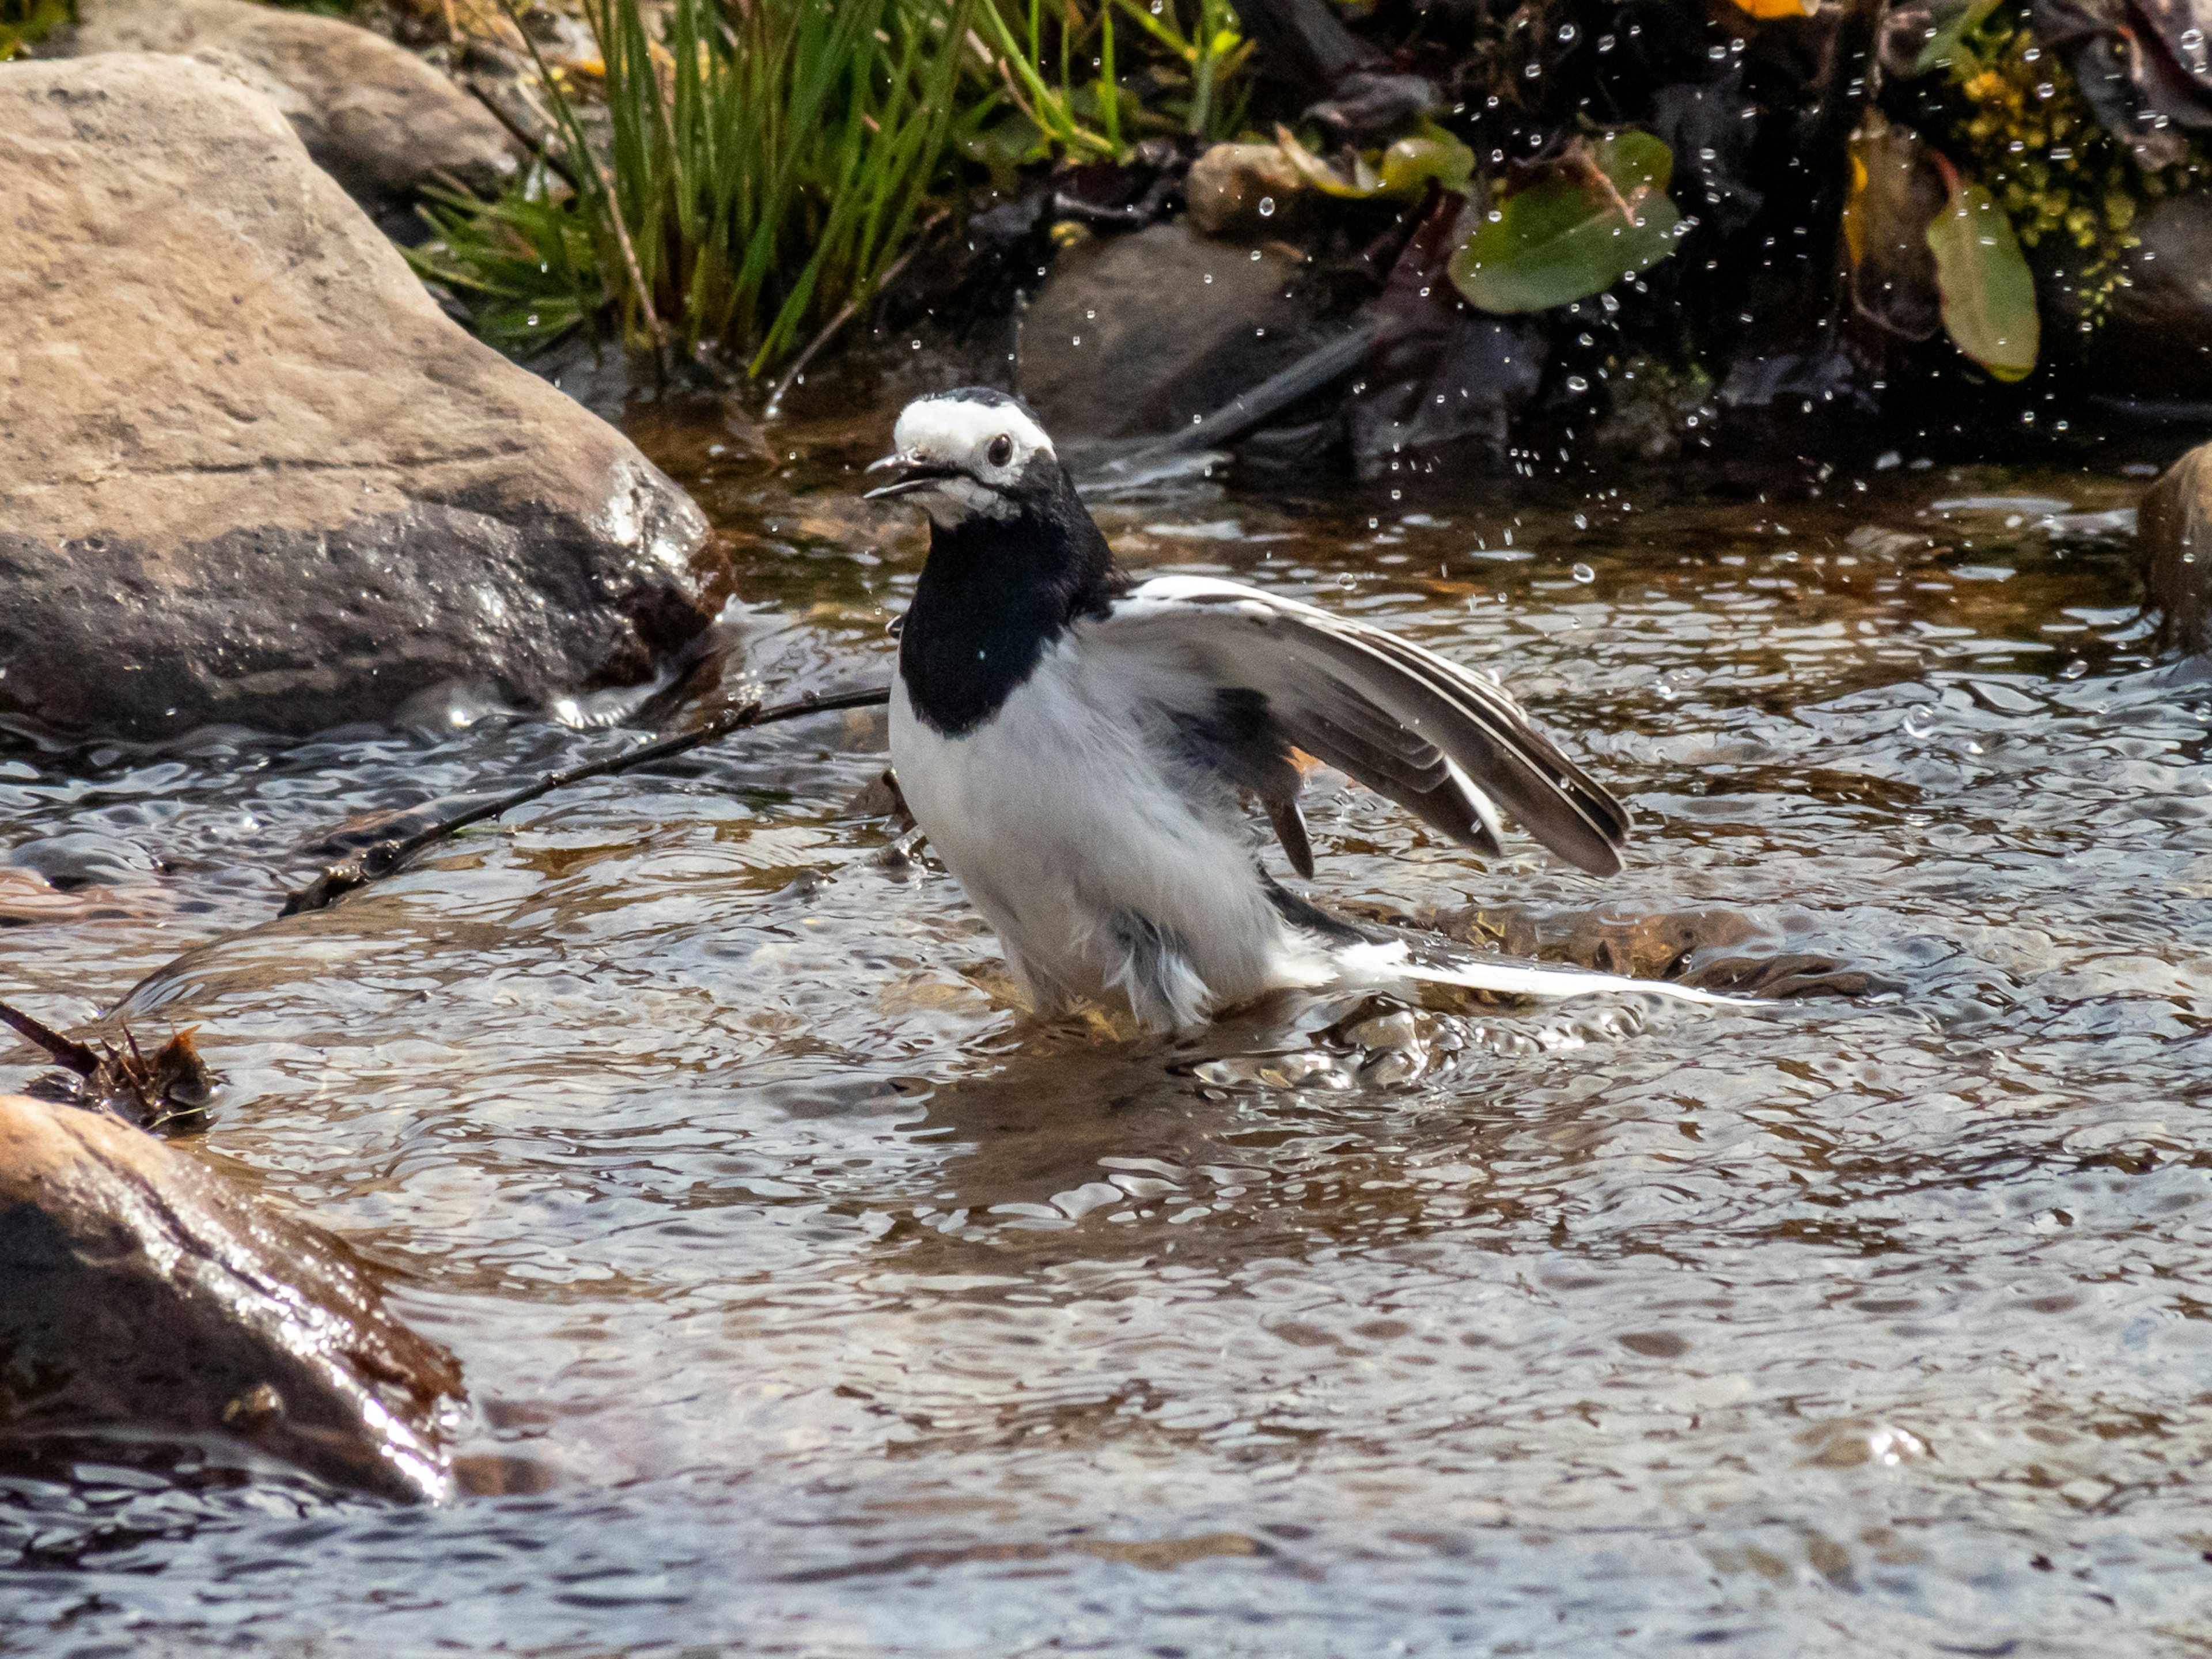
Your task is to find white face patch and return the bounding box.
[885,395,1055,527]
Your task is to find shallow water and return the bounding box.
[5,403,2212,1656]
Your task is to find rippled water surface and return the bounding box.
[5,401,2212,1656]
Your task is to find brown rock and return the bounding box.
[2136,443,2212,653]
[73,0,520,207]
[0,1094,463,1499]
[0,55,713,740]
[1017,221,1325,439]
[1183,142,1310,240]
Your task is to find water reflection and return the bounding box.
[4,417,2212,1652]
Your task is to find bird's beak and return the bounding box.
[863,452,960,501]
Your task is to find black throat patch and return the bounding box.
[897,469,1123,736]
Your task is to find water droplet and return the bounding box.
[1338,573,1359,589]
[2061,658,2089,680]
[1257,196,1275,217]
[1902,707,1935,738]
[1571,562,1595,584]
[1566,375,1589,393]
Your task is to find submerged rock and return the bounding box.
[0,1094,461,1499]
[1347,194,1546,477]
[2136,443,2212,653]
[1437,901,1899,999]
[72,0,519,214]
[0,55,713,741]
[1017,222,1326,438]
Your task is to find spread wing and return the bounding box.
[1085,574,1629,877]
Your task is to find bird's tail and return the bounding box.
[1332,940,1741,1007]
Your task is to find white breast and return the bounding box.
[889,641,1322,1025]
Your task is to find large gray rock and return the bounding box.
[2136,444,2212,653]
[1017,222,1325,439]
[0,1094,463,1499]
[73,0,520,209]
[0,55,713,740]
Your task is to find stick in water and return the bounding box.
[279,684,892,917]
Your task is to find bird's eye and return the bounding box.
[986,433,1014,468]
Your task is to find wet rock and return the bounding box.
[2031,0,2212,169]
[1348,193,1545,477]
[2043,194,2212,402]
[1184,142,1312,240]
[2135,442,2212,653]
[1646,81,1764,240]
[1233,0,1382,97]
[1586,354,1717,464]
[73,0,520,213]
[0,1094,462,1499]
[1302,71,1440,147]
[0,55,713,741]
[1017,222,1327,439]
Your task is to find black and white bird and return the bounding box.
[867,387,1717,1031]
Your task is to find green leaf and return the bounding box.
[1272,123,1474,200]
[1448,130,1685,315]
[1926,176,2039,381]
[1376,129,1476,197]
[1911,0,2003,75]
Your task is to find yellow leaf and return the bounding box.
[1377,131,1477,196]
[1729,0,1817,16]
[1273,124,1475,202]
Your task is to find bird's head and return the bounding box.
[865,388,1062,529]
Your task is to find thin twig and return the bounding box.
[0,999,98,1078]
[279,684,892,917]
[1127,319,1380,459]
[582,139,670,359]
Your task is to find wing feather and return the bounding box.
[1089,575,1627,876]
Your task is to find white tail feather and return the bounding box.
[1332,940,1741,1007]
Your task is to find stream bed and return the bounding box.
[4,401,2211,1654]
